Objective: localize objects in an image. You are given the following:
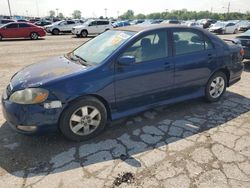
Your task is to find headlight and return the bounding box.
[10,88,49,104]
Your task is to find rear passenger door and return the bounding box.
[172,29,216,96]
[64,21,76,31]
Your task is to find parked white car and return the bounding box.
[72,19,113,37]
[183,21,203,28]
[209,22,238,34]
[44,19,85,35]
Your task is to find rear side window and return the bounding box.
[6,23,18,28]
[97,21,109,25]
[19,23,31,28]
[122,30,168,63]
[173,30,206,55]
[67,21,75,25]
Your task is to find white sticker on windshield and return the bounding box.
[118,32,130,39]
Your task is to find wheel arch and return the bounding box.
[61,94,112,122]
[209,68,230,87]
[81,29,88,34]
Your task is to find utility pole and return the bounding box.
[56,8,59,17]
[227,2,230,14]
[117,11,119,19]
[36,0,39,17]
[7,0,12,17]
[227,2,230,20]
[104,8,107,18]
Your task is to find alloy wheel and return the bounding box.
[30,32,38,40]
[209,76,225,98]
[69,106,101,136]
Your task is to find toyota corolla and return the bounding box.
[2,24,244,141]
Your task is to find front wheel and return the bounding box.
[81,30,88,37]
[205,72,227,102]
[52,29,60,35]
[30,32,39,40]
[59,97,107,141]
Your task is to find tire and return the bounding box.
[205,72,227,102]
[52,29,60,35]
[0,35,2,41]
[81,30,88,38]
[234,29,238,34]
[59,96,107,141]
[30,32,39,40]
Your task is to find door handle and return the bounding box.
[208,54,214,63]
[164,62,171,69]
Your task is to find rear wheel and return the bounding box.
[30,32,39,40]
[59,97,107,141]
[81,30,88,37]
[52,29,60,35]
[205,72,227,102]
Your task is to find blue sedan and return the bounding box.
[2,24,244,141]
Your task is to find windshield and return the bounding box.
[244,29,250,35]
[72,30,135,65]
[214,22,226,27]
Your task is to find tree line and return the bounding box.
[119,9,250,21]
[49,10,82,19]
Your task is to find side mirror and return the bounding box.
[118,56,135,65]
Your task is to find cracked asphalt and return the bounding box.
[0,34,250,188]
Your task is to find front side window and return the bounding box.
[72,30,135,65]
[89,21,97,26]
[19,23,31,28]
[173,30,205,55]
[122,31,168,63]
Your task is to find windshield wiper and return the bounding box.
[67,52,91,66]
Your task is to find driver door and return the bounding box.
[114,30,174,112]
[87,21,98,34]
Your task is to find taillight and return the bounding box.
[240,48,245,57]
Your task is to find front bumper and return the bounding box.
[1,95,62,134]
[45,28,52,33]
[72,29,81,35]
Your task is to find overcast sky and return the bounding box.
[0,0,249,18]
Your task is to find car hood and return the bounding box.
[210,26,223,30]
[73,25,86,29]
[10,56,88,90]
[45,24,56,28]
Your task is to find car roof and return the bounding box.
[114,23,194,33]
